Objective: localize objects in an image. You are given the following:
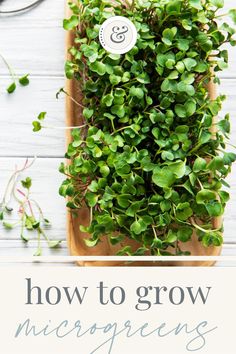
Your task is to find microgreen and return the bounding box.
[59,0,236,256]
[0,159,61,255]
[32,110,88,132]
[0,53,30,93]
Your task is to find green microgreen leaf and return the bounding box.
[7,82,16,94]
[19,74,30,86]
[32,121,42,132]
[63,15,79,30]
[21,177,32,190]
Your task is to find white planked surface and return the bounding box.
[0,77,65,157]
[0,0,236,263]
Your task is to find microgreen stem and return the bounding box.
[1,158,36,208]
[152,225,158,240]
[41,123,88,130]
[0,52,16,82]
[58,88,86,109]
[190,218,220,234]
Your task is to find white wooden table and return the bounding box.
[0,0,236,265]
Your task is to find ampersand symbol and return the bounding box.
[110,25,129,44]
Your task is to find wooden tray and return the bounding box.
[65,5,222,267]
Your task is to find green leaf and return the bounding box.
[177,227,193,242]
[3,222,14,230]
[185,99,196,116]
[19,74,30,86]
[211,0,224,7]
[83,108,94,119]
[175,104,186,118]
[100,165,110,177]
[48,240,62,248]
[84,238,99,247]
[176,61,185,73]
[111,105,125,118]
[219,191,230,204]
[207,156,224,171]
[65,60,75,79]
[196,34,212,52]
[130,220,146,235]
[109,234,124,246]
[195,61,208,73]
[137,72,150,84]
[177,81,189,93]
[189,0,203,10]
[196,189,216,204]
[32,121,42,132]
[223,152,236,165]
[202,232,223,247]
[165,230,177,243]
[7,82,16,94]
[63,15,79,30]
[109,74,122,85]
[162,27,177,46]
[85,192,98,207]
[160,200,171,212]
[177,39,190,52]
[167,160,186,178]
[38,112,47,120]
[21,177,32,190]
[161,151,174,161]
[183,58,197,71]
[129,86,144,99]
[229,9,236,24]
[116,246,132,256]
[206,201,223,217]
[92,146,102,158]
[90,61,107,76]
[218,119,230,135]
[126,200,144,217]
[152,168,176,188]
[88,181,99,193]
[166,1,182,14]
[117,194,131,208]
[102,93,114,107]
[193,157,207,172]
[182,19,192,30]
[176,202,193,221]
[86,27,99,39]
[199,131,212,145]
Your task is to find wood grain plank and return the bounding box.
[0,157,66,240]
[0,241,235,268]
[0,0,65,76]
[0,77,65,157]
[219,80,236,242]
[0,240,68,257]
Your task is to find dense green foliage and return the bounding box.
[60,0,236,255]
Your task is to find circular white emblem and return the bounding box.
[99,16,137,55]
